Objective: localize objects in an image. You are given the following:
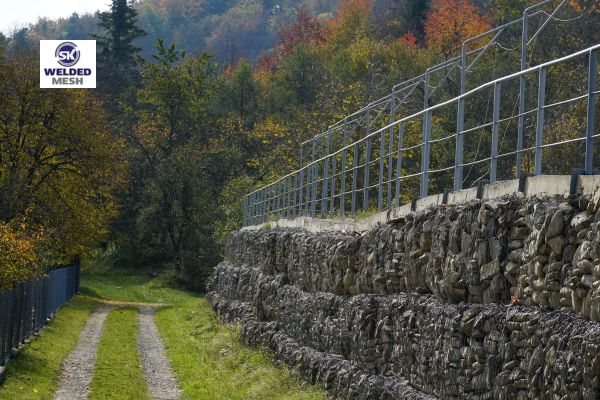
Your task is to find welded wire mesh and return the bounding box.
[0,264,80,366]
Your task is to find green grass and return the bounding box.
[0,298,97,400]
[155,298,327,400]
[80,251,198,304]
[1,250,326,400]
[89,307,150,400]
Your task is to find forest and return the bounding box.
[0,0,599,290]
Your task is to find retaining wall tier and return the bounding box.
[208,190,600,399]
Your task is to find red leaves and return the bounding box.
[277,7,327,56]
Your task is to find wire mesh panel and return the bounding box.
[0,264,79,368]
[0,290,14,366]
[243,0,600,226]
[244,45,600,225]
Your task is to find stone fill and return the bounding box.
[208,191,600,399]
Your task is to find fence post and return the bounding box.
[261,188,266,224]
[352,142,358,216]
[395,121,405,207]
[490,82,502,182]
[378,108,386,210]
[242,196,247,227]
[310,139,317,217]
[292,173,297,218]
[517,11,529,178]
[299,166,305,216]
[322,131,330,216]
[340,120,348,217]
[330,147,337,216]
[286,176,291,219]
[534,67,547,175]
[454,43,467,191]
[311,163,318,217]
[363,105,372,211]
[251,192,256,225]
[586,49,598,174]
[387,88,396,208]
[6,290,14,362]
[421,71,432,198]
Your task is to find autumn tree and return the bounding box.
[277,7,327,56]
[0,47,124,254]
[424,0,491,58]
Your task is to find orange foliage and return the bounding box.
[257,7,326,73]
[424,0,491,55]
[277,7,327,56]
[398,32,419,49]
[568,0,600,13]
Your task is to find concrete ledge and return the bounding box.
[578,174,600,195]
[244,174,600,233]
[525,175,571,196]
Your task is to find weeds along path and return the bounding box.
[137,306,182,400]
[54,306,113,400]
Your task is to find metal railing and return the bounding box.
[243,43,600,226]
[299,0,576,171]
[0,264,80,366]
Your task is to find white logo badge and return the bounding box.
[40,40,96,88]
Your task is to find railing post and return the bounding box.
[586,49,598,174]
[517,11,529,178]
[311,163,318,217]
[250,192,256,225]
[352,142,358,216]
[378,107,386,210]
[274,181,279,219]
[264,187,268,223]
[262,188,267,223]
[299,166,305,216]
[534,67,547,175]
[395,121,404,207]
[242,195,247,227]
[454,43,467,191]
[340,120,348,217]
[322,131,330,216]
[363,105,371,210]
[490,82,501,182]
[286,176,291,219]
[387,88,396,208]
[330,149,337,216]
[420,72,431,198]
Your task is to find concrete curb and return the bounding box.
[243,174,600,233]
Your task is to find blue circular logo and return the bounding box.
[55,42,80,67]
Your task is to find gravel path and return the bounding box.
[54,306,112,400]
[137,307,182,400]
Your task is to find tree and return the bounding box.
[123,40,237,289]
[0,47,124,254]
[424,0,491,58]
[93,0,147,91]
[277,7,327,56]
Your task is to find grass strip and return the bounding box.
[155,298,326,400]
[89,307,150,400]
[80,266,197,305]
[0,297,97,400]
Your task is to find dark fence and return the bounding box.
[0,264,80,366]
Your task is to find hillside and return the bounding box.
[14,0,341,61]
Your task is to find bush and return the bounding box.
[0,222,66,290]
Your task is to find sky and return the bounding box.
[1,0,110,34]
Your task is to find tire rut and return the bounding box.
[137,306,182,400]
[54,306,113,400]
